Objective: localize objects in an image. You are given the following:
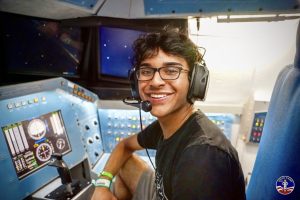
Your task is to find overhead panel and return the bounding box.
[59,0,100,9]
[144,0,300,16]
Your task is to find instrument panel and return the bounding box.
[98,108,157,156]
[2,110,71,179]
[0,77,102,200]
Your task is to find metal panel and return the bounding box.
[59,0,100,9]
[144,0,300,16]
[0,78,103,200]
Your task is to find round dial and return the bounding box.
[27,119,46,140]
[56,138,66,150]
[36,143,52,162]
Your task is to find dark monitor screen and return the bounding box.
[0,13,83,77]
[1,110,71,179]
[98,26,145,79]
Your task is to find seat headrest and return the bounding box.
[294,20,300,69]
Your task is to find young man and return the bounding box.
[92,29,246,200]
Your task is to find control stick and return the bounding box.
[48,153,73,195]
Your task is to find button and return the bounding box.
[7,103,14,109]
[15,102,21,108]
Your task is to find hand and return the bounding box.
[91,187,117,200]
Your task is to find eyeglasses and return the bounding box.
[135,65,189,81]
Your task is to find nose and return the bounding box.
[150,70,165,86]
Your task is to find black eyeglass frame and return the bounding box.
[135,66,190,81]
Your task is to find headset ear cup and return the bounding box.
[187,62,209,103]
[187,66,196,103]
[129,69,140,100]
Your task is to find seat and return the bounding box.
[246,21,300,199]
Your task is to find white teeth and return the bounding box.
[150,94,167,98]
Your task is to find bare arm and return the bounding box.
[91,134,143,200]
[103,134,143,175]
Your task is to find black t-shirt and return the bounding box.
[137,111,246,200]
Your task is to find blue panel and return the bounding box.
[0,78,103,200]
[206,113,236,140]
[98,110,236,157]
[59,0,99,9]
[144,0,299,15]
[98,109,157,157]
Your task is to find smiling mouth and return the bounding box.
[150,94,168,99]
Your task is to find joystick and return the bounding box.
[48,153,73,195]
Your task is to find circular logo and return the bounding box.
[276,176,295,195]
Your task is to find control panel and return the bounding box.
[2,110,71,179]
[98,109,236,156]
[239,99,269,144]
[249,112,267,143]
[0,77,103,200]
[98,109,157,156]
[206,113,236,140]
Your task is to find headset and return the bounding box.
[127,61,209,105]
[187,61,209,103]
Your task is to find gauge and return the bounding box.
[56,138,66,150]
[36,143,52,162]
[27,119,46,140]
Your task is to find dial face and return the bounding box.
[36,143,52,162]
[56,138,66,150]
[27,119,46,140]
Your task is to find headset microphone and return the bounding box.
[122,97,156,170]
[122,97,152,112]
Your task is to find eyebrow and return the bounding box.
[140,62,183,67]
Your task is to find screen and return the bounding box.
[1,13,83,76]
[1,110,71,179]
[99,26,145,78]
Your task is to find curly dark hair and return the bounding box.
[132,27,202,71]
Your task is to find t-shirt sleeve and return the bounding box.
[172,144,246,200]
[137,120,162,149]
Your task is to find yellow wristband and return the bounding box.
[100,171,114,180]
